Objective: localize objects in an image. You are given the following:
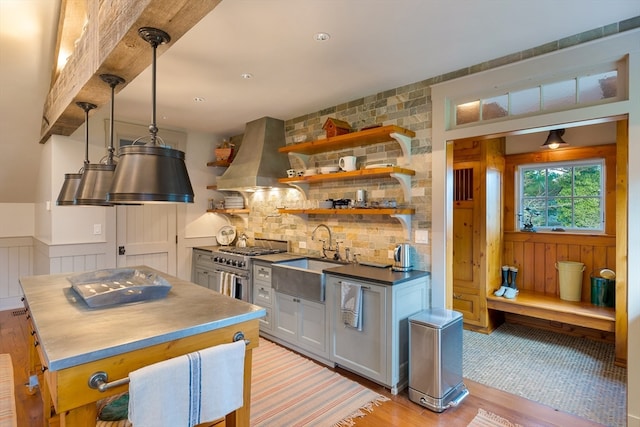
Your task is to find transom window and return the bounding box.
[517,159,604,232]
[454,67,620,126]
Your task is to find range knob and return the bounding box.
[238,260,246,268]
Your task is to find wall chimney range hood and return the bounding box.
[216,116,290,192]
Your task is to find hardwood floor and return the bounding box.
[0,309,603,427]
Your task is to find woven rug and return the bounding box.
[463,323,626,427]
[251,338,389,426]
[467,409,522,427]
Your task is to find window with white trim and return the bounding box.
[517,159,604,232]
[454,66,620,126]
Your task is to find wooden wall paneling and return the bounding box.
[534,242,546,293]
[615,119,628,365]
[517,241,531,291]
[580,245,594,301]
[567,244,582,263]
[544,243,557,295]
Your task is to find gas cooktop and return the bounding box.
[217,247,285,256]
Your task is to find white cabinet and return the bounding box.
[253,262,274,332]
[273,292,328,358]
[326,274,429,394]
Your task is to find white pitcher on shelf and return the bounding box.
[339,156,357,171]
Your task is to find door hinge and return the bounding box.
[176,235,178,244]
[118,246,126,255]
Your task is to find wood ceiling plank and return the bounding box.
[40,0,222,144]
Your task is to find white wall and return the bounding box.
[0,204,34,237]
[183,131,231,239]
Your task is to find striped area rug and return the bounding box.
[467,409,522,427]
[251,338,389,426]
[0,354,17,427]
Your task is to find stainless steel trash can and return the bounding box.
[408,308,468,412]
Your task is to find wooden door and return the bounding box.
[115,204,177,275]
[452,161,482,325]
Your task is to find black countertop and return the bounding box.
[321,263,430,286]
[193,247,429,286]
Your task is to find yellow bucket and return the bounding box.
[556,261,585,301]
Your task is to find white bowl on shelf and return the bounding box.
[304,169,317,176]
[319,166,339,174]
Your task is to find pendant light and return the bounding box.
[75,74,125,205]
[107,27,194,204]
[56,102,96,205]
[541,129,568,149]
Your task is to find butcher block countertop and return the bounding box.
[20,266,265,371]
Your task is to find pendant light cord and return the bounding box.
[75,102,97,167]
[100,74,125,165]
[138,27,170,146]
[150,38,158,145]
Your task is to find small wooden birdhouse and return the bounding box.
[323,118,352,138]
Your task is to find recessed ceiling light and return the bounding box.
[314,32,330,42]
[194,96,206,102]
[241,73,253,79]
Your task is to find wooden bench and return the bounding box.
[0,353,17,427]
[486,289,615,332]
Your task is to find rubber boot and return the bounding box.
[494,266,510,297]
[504,267,519,299]
[509,266,518,289]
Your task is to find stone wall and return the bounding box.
[230,80,433,271]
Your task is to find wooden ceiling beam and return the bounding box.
[39,0,222,144]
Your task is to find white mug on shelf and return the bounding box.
[339,156,357,171]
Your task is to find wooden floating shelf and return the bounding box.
[486,289,615,332]
[206,209,250,214]
[278,167,415,184]
[279,125,415,155]
[278,208,414,215]
[206,160,231,167]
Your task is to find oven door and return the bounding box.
[212,269,250,302]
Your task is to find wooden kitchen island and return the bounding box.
[20,266,265,427]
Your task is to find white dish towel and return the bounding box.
[128,340,246,427]
[340,281,363,331]
[219,271,236,297]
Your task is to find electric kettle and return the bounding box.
[392,243,413,272]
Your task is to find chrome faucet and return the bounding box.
[311,224,333,258]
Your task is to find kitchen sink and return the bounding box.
[271,258,344,302]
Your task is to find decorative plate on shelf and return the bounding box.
[216,225,236,246]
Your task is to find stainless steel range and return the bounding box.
[191,239,287,302]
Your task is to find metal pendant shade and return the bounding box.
[541,129,568,149]
[56,102,96,205]
[75,74,125,205]
[107,27,194,204]
[56,173,83,205]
